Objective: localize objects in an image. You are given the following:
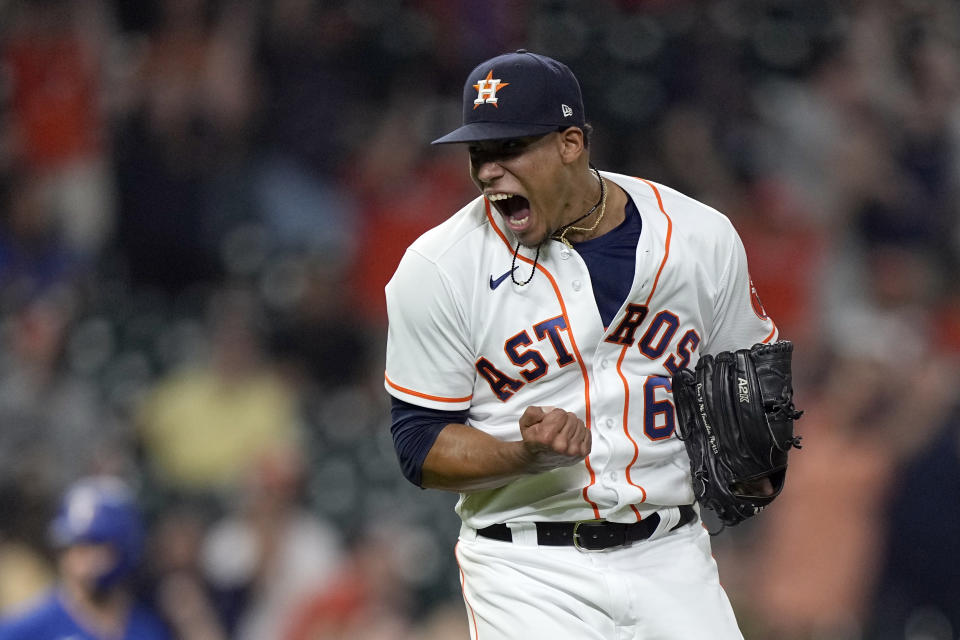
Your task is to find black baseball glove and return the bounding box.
[672,340,803,529]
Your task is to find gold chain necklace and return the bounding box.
[511,168,607,287]
[553,168,607,249]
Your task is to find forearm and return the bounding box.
[420,423,534,492]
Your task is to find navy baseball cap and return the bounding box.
[432,50,586,145]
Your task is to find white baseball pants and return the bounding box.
[455,519,743,640]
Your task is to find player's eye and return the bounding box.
[470,147,507,165]
[470,137,535,166]
[469,148,489,165]
[503,137,540,155]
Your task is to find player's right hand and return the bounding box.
[518,406,591,473]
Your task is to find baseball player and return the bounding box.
[0,476,171,640]
[384,50,778,639]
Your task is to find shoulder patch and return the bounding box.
[749,277,769,320]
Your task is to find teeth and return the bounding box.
[487,193,514,201]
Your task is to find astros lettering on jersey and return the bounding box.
[384,171,777,529]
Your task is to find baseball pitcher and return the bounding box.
[384,50,801,640]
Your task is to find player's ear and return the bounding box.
[557,127,585,164]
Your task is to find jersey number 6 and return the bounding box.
[644,376,675,441]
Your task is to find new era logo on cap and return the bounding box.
[433,49,586,144]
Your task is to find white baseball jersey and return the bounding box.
[384,171,777,530]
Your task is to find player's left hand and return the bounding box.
[672,340,803,528]
[518,406,591,473]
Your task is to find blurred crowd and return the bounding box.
[0,0,958,638]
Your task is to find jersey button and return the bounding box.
[572,280,582,291]
[604,418,614,429]
[560,248,571,259]
[606,471,618,482]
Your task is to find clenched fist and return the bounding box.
[518,406,591,473]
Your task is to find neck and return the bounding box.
[553,168,608,247]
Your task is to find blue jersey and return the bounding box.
[0,590,171,640]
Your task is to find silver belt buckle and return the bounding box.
[572,519,606,553]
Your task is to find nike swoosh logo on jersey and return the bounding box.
[489,267,517,290]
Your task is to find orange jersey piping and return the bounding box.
[762,322,778,343]
[609,177,674,519]
[636,178,673,308]
[615,342,646,521]
[384,373,473,403]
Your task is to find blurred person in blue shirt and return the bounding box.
[0,475,170,640]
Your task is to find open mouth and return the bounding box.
[487,193,532,230]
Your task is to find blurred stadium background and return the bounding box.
[0,0,958,638]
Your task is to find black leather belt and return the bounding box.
[476,505,697,551]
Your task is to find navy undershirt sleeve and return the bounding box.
[574,196,642,327]
[390,397,468,487]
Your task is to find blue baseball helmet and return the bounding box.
[49,476,145,591]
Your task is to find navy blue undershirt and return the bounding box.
[390,403,468,487]
[391,196,642,486]
[570,195,641,327]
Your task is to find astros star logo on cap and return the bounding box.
[473,70,509,108]
[432,50,585,144]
